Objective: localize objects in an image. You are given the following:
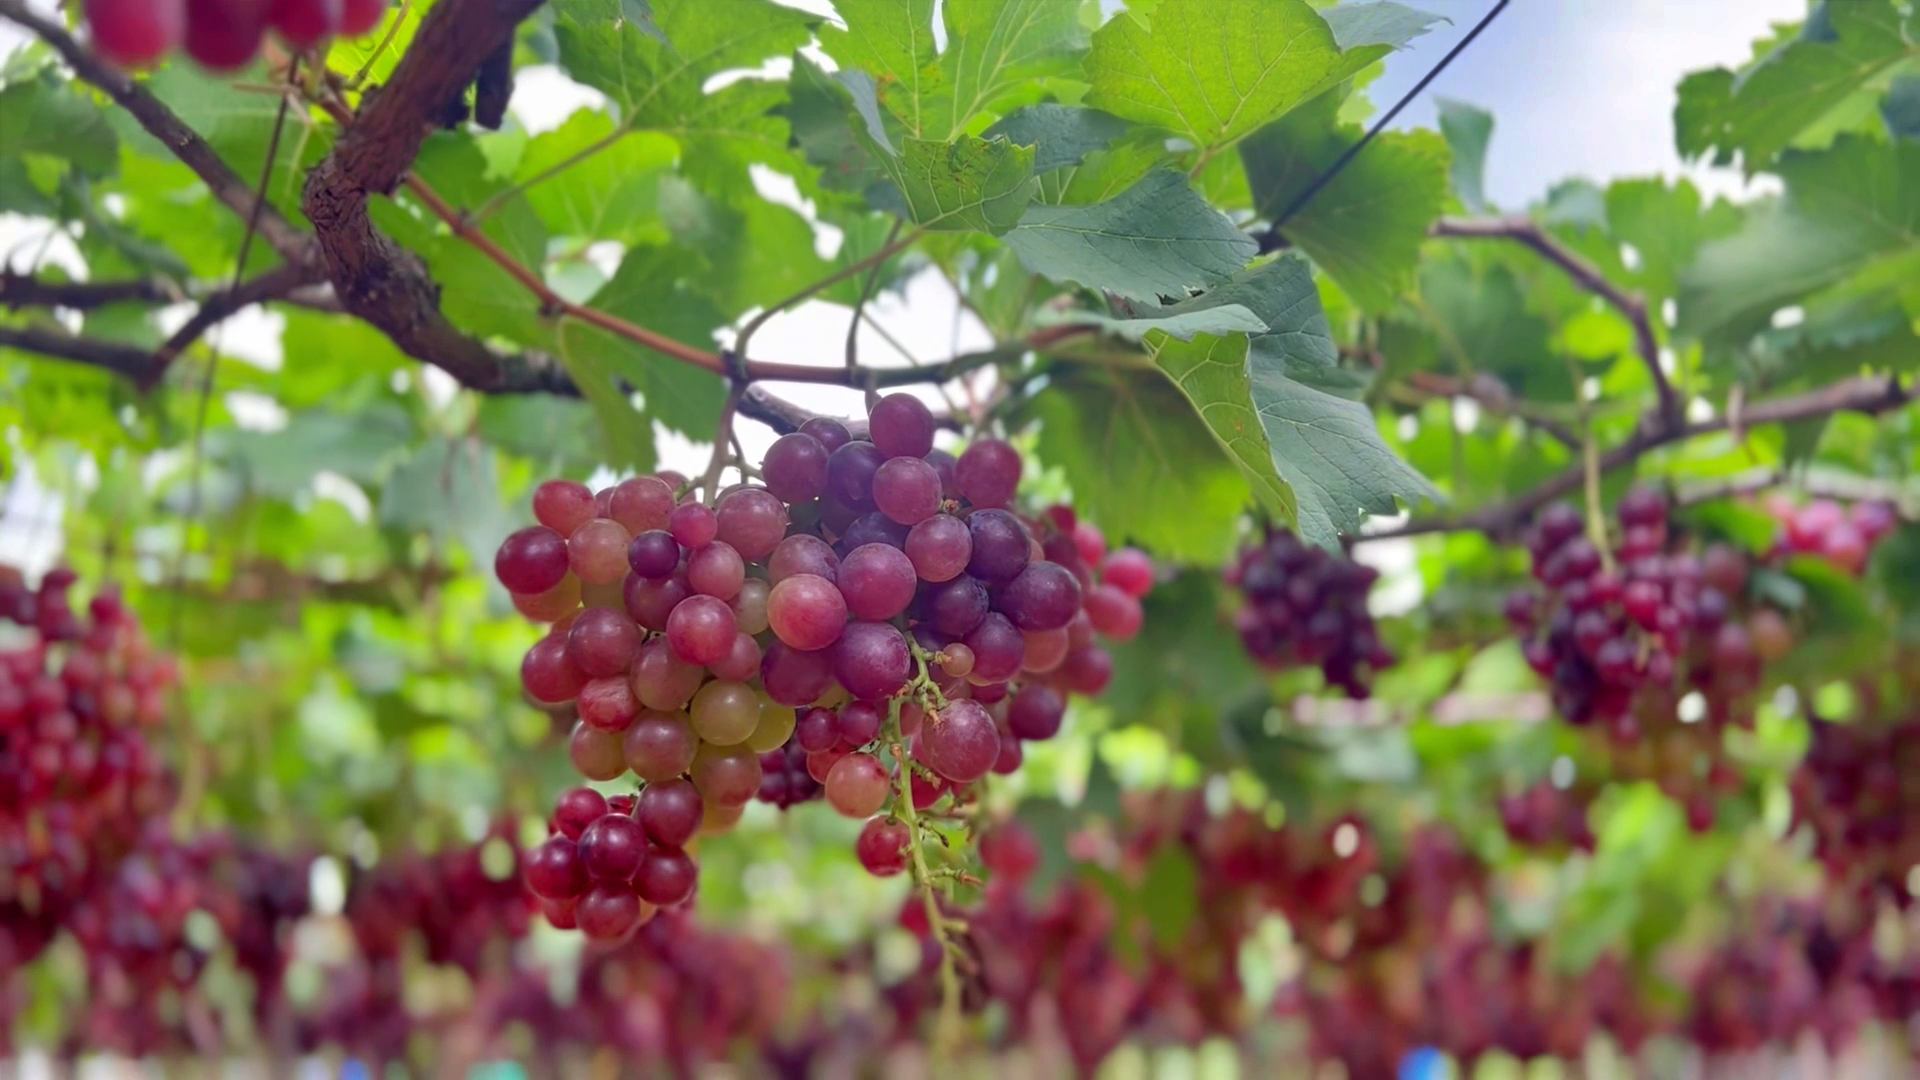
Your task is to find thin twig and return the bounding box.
[1354,376,1910,544]
[146,262,319,386]
[1433,215,1679,428]
[845,220,905,381]
[735,227,925,364]
[700,386,743,504]
[0,272,183,310]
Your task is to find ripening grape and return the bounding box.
[713,488,787,561]
[575,885,645,940]
[268,0,341,48]
[905,514,971,582]
[838,544,918,621]
[873,457,943,525]
[665,595,737,666]
[669,502,718,549]
[996,561,1083,632]
[856,817,910,876]
[827,441,886,510]
[767,574,847,651]
[690,743,762,807]
[635,847,697,905]
[608,477,675,535]
[578,814,648,881]
[920,699,998,784]
[184,0,268,70]
[86,0,185,66]
[569,519,632,585]
[965,509,1031,583]
[568,722,627,781]
[524,837,587,899]
[552,787,608,840]
[825,752,891,817]
[868,394,936,458]
[637,779,702,848]
[799,416,852,451]
[955,439,1020,508]
[731,578,771,636]
[622,710,697,781]
[763,433,830,503]
[832,621,911,701]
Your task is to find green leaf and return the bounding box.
[984,104,1128,173]
[1602,178,1743,307]
[585,245,729,439]
[841,72,1037,233]
[1003,169,1256,302]
[1674,0,1916,171]
[0,80,118,178]
[1040,303,1267,343]
[822,0,1087,141]
[1242,94,1450,311]
[785,54,884,195]
[1105,570,1266,762]
[656,178,832,314]
[1085,0,1346,157]
[1025,366,1252,562]
[551,0,815,187]
[1680,136,1920,346]
[549,328,657,473]
[515,110,679,241]
[378,438,517,562]
[1436,97,1494,213]
[224,406,415,500]
[1320,2,1449,54]
[1151,257,1437,545]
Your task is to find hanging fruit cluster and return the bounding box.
[1227,529,1394,698]
[83,0,387,71]
[496,395,1152,938]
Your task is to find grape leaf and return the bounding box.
[984,105,1129,173]
[378,438,518,563]
[1602,178,1743,307]
[225,407,415,500]
[1674,0,1915,172]
[1085,0,1346,156]
[515,110,679,242]
[1436,97,1494,213]
[840,72,1037,233]
[0,80,118,178]
[1150,257,1437,546]
[551,0,815,188]
[1003,169,1256,302]
[1039,303,1267,343]
[820,0,1087,141]
[1680,136,1920,345]
[785,54,885,196]
[1320,1,1449,54]
[1025,366,1252,562]
[586,245,729,439]
[1242,94,1450,311]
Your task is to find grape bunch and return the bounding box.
[496,394,1152,938]
[1764,495,1902,575]
[1227,530,1392,698]
[1791,713,1920,905]
[1506,492,1794,826]
[0,567,178,927]
[83,0,388,71]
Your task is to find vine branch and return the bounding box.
[1356,375,1911,544]
[0,272,183,310]
[1432,215,1679,427]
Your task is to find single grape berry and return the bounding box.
[762,433,831,503]
[825,752,891,817]
[496,526,570,594]
[185,0,269,70]
[578,814,648,882]
[856,817,910,877]
[552,787,608,840]
[86,0,186,66]
[637,779,702,848]
[920,699,998,785]
[955,439,1021,508]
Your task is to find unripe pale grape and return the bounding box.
[690,680,760,745]
[569,721,627,781]
[746,697,797,752]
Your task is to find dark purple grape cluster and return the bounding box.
[1226,530,1392,698]
[1497,780,1596,851]
[1506,490,1788,738]
[82,0,388,71]
[1792,714,1920,905]
[496,394,1154,937]
[1,567,178,933]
